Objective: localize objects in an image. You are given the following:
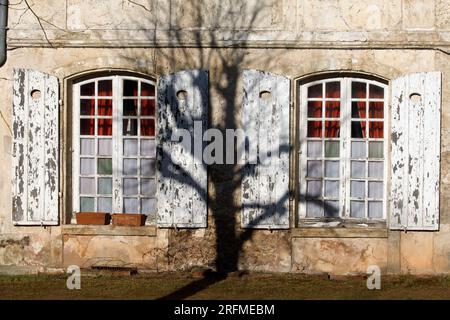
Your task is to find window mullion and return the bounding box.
[113,76,122,213]
[72,84,81,222]
[342,78,351,218]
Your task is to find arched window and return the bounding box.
[298,76,388,221]
[72,74,157,219]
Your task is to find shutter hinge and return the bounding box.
[58,192,63,198]
[290,101,294,109]
[58,100,63,107]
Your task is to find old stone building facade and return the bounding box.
[1,0,450,275]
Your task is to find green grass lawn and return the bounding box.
[1,272,450,300]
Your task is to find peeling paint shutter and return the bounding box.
[12,69,59,226]
[391,72,441,231]
[157,70,208,228]
[241,70,290,229]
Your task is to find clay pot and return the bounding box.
[76,212,110,225]
[112,213,146,226]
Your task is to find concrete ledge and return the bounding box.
[61,225,157,237]
[292,227,388,238]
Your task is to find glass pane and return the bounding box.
[80,82,95,96]
[307,101,322,118]
[141,119,155,136]
[98,197,112,213]
[368,161,383,178]
[98,80,112,96]
[123,80,138,96]
[80,99,95,116]
[351,121,366,138]
[307,160,322,178]
[368,181,383,199]
[98,158,112,175]
[80,138,95,155]
[325,121,340,138]
[80,158,95,175]
[324,180,339,198]
[80,197,95,212]
[369,102,384,118]
[306,200,323,217]
[141,178,157,196]
[350,201,365,218]
[98,99,112,116]
[351,161,365,178]
[123,178,138,195]
[141,159,156,176]
[324,200,339,217]
[98,177,112,195]
[351,180,365,198]
[141,198,156,215]
[123,198,139,213]
[307,84,322,98]
[80,118,95,135]
[325,82,340,98]
[351,141,366,158]
[97,119,112,136]
[140,139,156,157]
[306,180,322,198]
[80,177,95,194]
[325,101,340,118]
[368,201,383,218]
[124,139,138,156]
[307,121,322,138]
[325,141,339,157]
[141,99,155,116]
[141,82,155,97]
[325,161,339,178]
[123,119,138,136]
[369,122,384,138]
[369,142,383,158]
[307,141,322,158]
[98,139,112,156]
[352,101,366,119]
[123,159,138,176]
[352,81,366,98]
[369,84,384,99]
[123,99,138,116]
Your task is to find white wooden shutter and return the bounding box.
[391,72,441,231]
[157,69,208,228]
[241,70,290,229]
[12,69,59,225]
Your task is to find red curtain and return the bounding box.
[98,119,112,136]
[352,84,367,138]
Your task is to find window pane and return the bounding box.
[351,161,365,178]
[98,177,112,195]
[351,180,365,198]
[80,197,95,212]
[350,201,365,218]
[368,201,383,218]
[141,82,155,97]
[123,119,138,136]
[80,177,95,194]
[80,99,95,116]
[306,180,322,198]
[141,178,157,196]
[369,142,383,158]
[325,82,340,98]
[308,84,322,98]
[325,122,340,138]
[324,180,339,198]
[325,160,339,178]
[98,80,112,96]
[351,121,366,138]
[325,141,339,157]
[369,102,384,118]
[141,119,155,136]
[352,82,366,98]
[80,118,95,135]
[124,139,138,156]
[369,122,384,138]
[80,158,95,175]
[98,139,112,156]
[80,138,95,155]
[141,198,156,215]
[324,200,339,217]
[325,101,340,118]
[80,82,95,96]
[123,159,138,176]
[123,198,138,213]
[307,101,322,118]
[98,158,112,175]
[351,101,366,119]
[368,181,383,199]
[123,99,138,116]
[351,141,366,158]
[123,80,138,96]
[97,119,112,136]
[307,121,322,138]
[368,161,383,178]
[140,139,156,157]
[306,200,323,217]
[123,178,138,195]
[307,160,322,178]
[141,159,156,176]
[98,197,112,213]
[141,99,155,116]
[98,99,112,116]
[307,141,322,158]
[369,84,384,99]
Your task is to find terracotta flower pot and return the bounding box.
[112,213,146,226]
[76,212,110,225]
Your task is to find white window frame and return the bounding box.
[298,77,389,221]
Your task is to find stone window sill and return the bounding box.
[61,224,157,237]
[292,227,387,238]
